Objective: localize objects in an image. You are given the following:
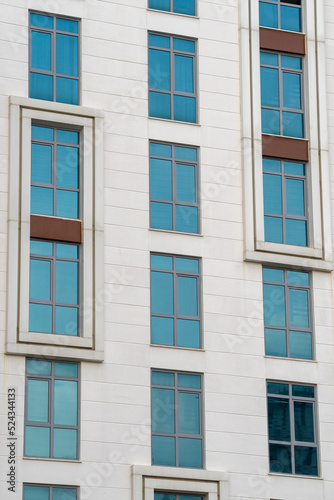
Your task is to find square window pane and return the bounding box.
[25,426,50,457]
[57,130,79,145]
[283,112,303,138]
[179,437,202,468]
[286,219,307,246]
[149,91,171,119]
[30,13,53,29]
[263,268,284,283]
[152,435,175,466]
[31,126,54,141]
[264,215,283,243]
[151,202,173,230]
[177,319,200,348]
[263,158,281,173]
[269,443,292,473]
[55,362,78,378]
[150,142,172,157]
[53,428,77,459]
[56,190,79,218]
[259,2,278,28]
[261,109,280,135]
[281,5,301,32]
[174,95,196,123]
[23,485,50,500]
[174,0,195,15]
[56,243,78,259]
[31,240,53,256]
[31,186,53,216]
[29,304,52,333]
[149,0,170,11]
[295,446,318,476]
[152,316,174,345]
[267,382,289,396]
[151,254,173,270]
[290,330,312,359]
[149,34,170,49]
[30,73,53,101]
[55,306,78,336]
[287,271,309,286]
[56,77,78,105]
[176,257,199,273]
[53,488,77,500]
[265,328,287,357]
[175,205,198,233]
[175,146,197,161]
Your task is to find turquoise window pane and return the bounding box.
[152,388,175,433]
[31,143,52,183]
[295,447,318,476]
[261,109,280,135]
[152,436,175,465]
[175,205,198,233]
[260,52,278,66]
[151,271,173,314]
[56,18,79,34]
[178,373,201,389]
[261,67,279,107]
[31,187,53,216]
[180,497,202,500]
[27,359,51,375]
[263,284,286,326]
[23,485,50,500]
[151,254,173,270]
[286,219,307,246]
[30,13,53,29]
[55,306,78,335]
[56,77,78,105]
[284,161,305,176]
[263,268,284,283]
[150,158,172,200]
[287,271,309,286]
[56,190,79,218]
[29,304,52,333]
[289,289,309,328]
[259,2,278,28]
[174,0,195,15]
[263,173,282,214]
[290,331,312,359]
[30,73,53,101]
[149,0,170,11]
[179,438,202,468]
[283,73,301,109]
[149,49,171,90]
[31,32,51,70]
[263,158,281,172]
[281,55,302,70]
[176,163,195,202]
[286,178,304,215]
[152,316,174,345]
[177,319,200,348]
[58,130,79,145]
[174,95,196,122]
[265,328,287,357]
[175,55,193,93]
[152,370,174,386]
[57,145,79,188]
[150,142,172,157]
[27,379,49,422]
[151,202,173,230]
[269,443,291,473]
[55,362,78,378]
[149,34,170,49]
[149,91,171,119]
[56,34,78,76]
[176,257,198,273]
[155,494,175,500]
[178,276,197,315]
[281,6,301,32]
[179,392,200,433]
[25,426,50,457]
[175,146,197,161]
[267,382,289,395]
[268,397,290,441]
[56,243,78,259]
[292,385,314,398]
[53,488,77,500]
[32,126,54,141]
[30,259,51,300]
[56,261,78,304]
[264,216,283,243]
[174,39,195,53]
[53,428,77,459]
[282,112,303,138]
[54,380,77,425]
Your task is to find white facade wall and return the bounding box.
[0,1,334,499]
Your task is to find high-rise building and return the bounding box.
[1,1,334,499]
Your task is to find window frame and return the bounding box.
[259,0,302,32]
[23,484,78,499]
[148,0,197,16]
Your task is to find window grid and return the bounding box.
[259,0,302,32]
[148,0,196,16]
[24,359,79,460]
[23,484,78,500]
[267,382,318,476]
[155,494,203,500]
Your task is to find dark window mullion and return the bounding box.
[170,38,175,119]
[175,385,179,466]
[173,256,178,345]
[172,145,176,230]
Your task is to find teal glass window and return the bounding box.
[260,51,303,138]
[151,254,201,348]
[149,33,196,122]
[30,12,79,104]
[31,125,80,219]
[24,485,77,500]
[149,0,196,16]
[263,268,312,359]
[267,382,318,476]
[259,0,302,32]
[29,240,79,336]
[152,370,202,468]
[25,360,79,460]
[263,158,307,246]
[150,142,198,233]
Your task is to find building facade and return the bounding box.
[1,0,334,499]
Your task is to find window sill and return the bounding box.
[149,228,203,237]
[268,472,322,480]
[265,355,317,363]
[149,116,200,127]
[23,456,82,463]
[147,8,199,20]
[150,343,204,352]
[244,249,333,272]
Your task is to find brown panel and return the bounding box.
[262,134,309,162]
[30,215,82,243]
[260,27,305,55]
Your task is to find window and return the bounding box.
[150,142,199,233]
[151,254,201,348]
[263,158,307,246]
[30,12,79,105]
[24,485,77,500]
[149,0,196,16]
[259,0,302,32]
[151,370,202,468]
[155,495,202,500]
[263,268,312,359]
[24,359,79,459]
[267,381,318,476]
[148,33,196,123]
[261,51,303,138]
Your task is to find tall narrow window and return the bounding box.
[149,33,196,122]
[149,0,196,16]
[30,12,79,104]
[259,0,302,32]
